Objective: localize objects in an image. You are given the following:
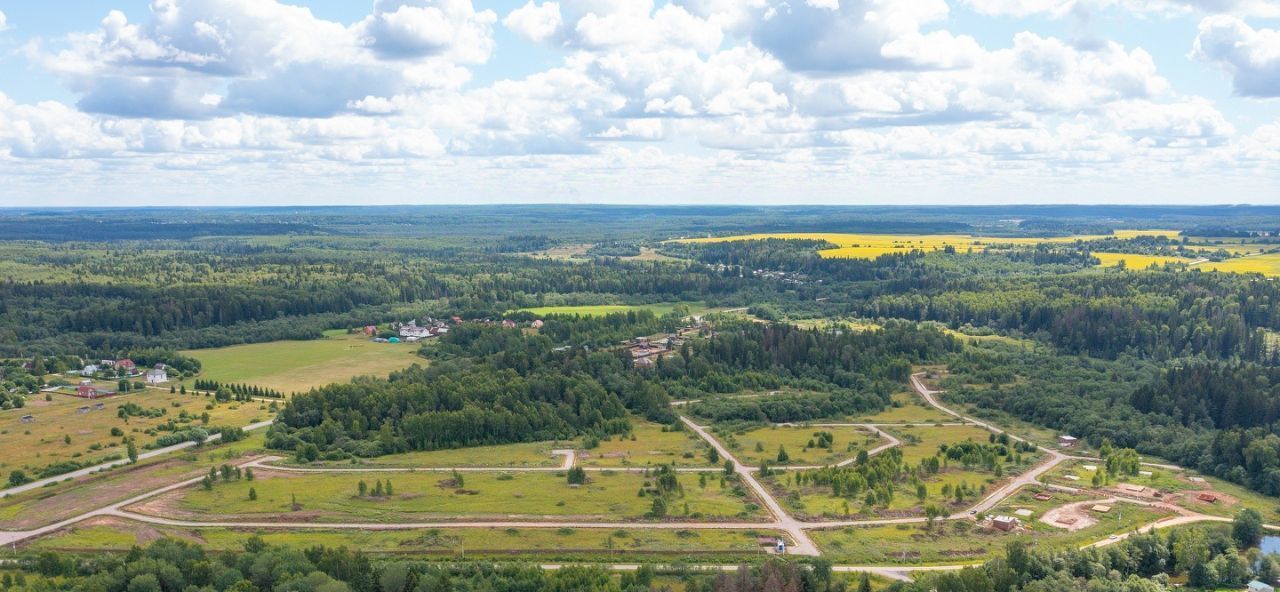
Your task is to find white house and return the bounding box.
[81,364,99,376]
[145,367,168,384]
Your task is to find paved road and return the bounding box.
[0,419,275,498]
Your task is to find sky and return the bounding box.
[0,0,1277,206]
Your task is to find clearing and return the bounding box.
[578,420,712,468]
[724,425,884,467]
[129,469,765,523]
[0,390,270,478]
[181,330,422,395]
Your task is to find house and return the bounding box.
[81,364,99,376]
[99,360,116,368]
[531,320,544,329]
[116,359,137,374]
[145,367,168,384]
[76,384,114,399]
[1197,493,1218,503]
[1057,435,1078,448]
[1248,580,1275,592]
[992,516,1019,531]
[398,321,433,340]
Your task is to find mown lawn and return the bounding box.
[181,330,422,395]
[156,470,765,522]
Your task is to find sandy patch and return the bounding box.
[1040,500,1106,531]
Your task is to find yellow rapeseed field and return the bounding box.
[1092,253,1197,269]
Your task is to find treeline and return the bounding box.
[192,379,285,399]
[947,351,1280,496]
[11,536,855,592]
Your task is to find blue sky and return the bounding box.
[0,0,1276,206]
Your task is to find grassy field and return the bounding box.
[884,425,996,465]
[181,330,422,395]
[725,425,883,467]
[287,441,572,469]
[812,500,1170,565]
[1092,253,1197,269]
[27,517,783,562]
[142,469,764,523]
[519,302,702,317]
[578,421,711,467]
[0,389,270,478]
[851,392,956,424]
[1045,460,1280,522]
[0,432,268,530]
[765,466,1000,520]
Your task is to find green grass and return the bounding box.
[725,425,883,467]
[181,330,423,395]
[851,392,955,424]
[0,389,270,478]
[27,518,783,562]
[519,302,701,317]
[284,441,572,469]
[579,421,711,467]
[0,432,268,530]
[884,425,996,465]
[150,470,764,523]
[812,500,1171,566]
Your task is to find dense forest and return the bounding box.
[270,319,957,460]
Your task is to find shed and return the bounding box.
[1057,435,1078,448]
[992,516,1018,531]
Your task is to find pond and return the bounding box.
[1262,535,1280,555]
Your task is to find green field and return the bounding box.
[519,302,701,317]
[285,440,572,469]
[578,421,711,467]
[725,425,882,467]
[852,392,956,424]
[0,432,268,530]
[884,425,997,465]
[812,500,1170,565]
[27,517,783,562]
[181,330,423,395]
[139,469,765,523]
[0,389,270,478]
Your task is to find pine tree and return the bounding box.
[248,487,257,501]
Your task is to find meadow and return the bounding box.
[850,392,958,424]
[181,329,423,395]
[286,440,571,469]
[726,425,884,467]
[26,517,784,562]
[578,420,712,467]
[0,432,267,530]
[141,469,765,523]
[884,425,998,465]
[811,500,1170,565]
[0,389,269,479]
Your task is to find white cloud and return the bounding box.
[1192,16,1280,97]
[503,1,563,43]
[961,0,1280,18]
[0,10,9,32]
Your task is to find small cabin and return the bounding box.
[992,516,1018,531]
[1057,435,1078,448]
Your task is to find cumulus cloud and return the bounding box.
[751,0,982,73]
[961,0,1280,18]
[0,10,9,32]
[503,1,563,44]
[28,0,495,119]
[1192,16,1280,97]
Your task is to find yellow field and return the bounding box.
[1194,253,1280,277]
[678,232,1124,260]
[1092,253,1197,269]
[1111,230,1182,239]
